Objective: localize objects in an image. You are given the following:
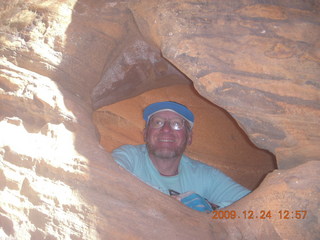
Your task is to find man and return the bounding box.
[112,101,250,212]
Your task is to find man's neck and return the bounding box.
[149,154,181,176]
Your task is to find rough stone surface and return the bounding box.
[221,160,320,240]
[130,0,320,169]
[0,0,319,239]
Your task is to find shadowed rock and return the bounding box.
[0,0,319,239]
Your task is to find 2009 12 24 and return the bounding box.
[211,210,307,220]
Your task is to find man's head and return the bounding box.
[143,101,194,160]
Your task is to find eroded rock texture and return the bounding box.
[130,0,320,170]
[0,0,319,239]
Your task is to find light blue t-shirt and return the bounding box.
[112,144,250,208]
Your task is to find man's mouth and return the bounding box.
[159,139,175,143]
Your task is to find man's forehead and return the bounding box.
[151,110,184,119]
[143,101,194,128]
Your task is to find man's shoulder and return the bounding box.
[113,144,147,153]
[112,144,148,171]
[181,155,219,173]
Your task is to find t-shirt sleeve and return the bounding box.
[112,145,135,172]
[203,167,251,208]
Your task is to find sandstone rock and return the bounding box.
[223,161,320,240]
[91,37,191,109]
[0,0,319,239]
[130,0,320,169]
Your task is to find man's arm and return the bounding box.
[112,145,135,172]
[205,168,251,208]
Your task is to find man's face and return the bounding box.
[144,111,192,159]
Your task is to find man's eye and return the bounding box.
[153,119,164,125]
[171,120,183,127]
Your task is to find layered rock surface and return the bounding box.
[0,0,319,239]
[130,0,320,169]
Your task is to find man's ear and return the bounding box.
[143,128,147,142]
[187,131,193,145]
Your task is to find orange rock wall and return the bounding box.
[130,0,320,169]
[0,0,319,239]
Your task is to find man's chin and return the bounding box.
[153,149,177,159]
[146,143,185,159]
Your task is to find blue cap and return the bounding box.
[143,101,194,128]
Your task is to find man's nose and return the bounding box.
[160,121,172,132]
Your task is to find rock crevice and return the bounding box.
[0,0,319,239]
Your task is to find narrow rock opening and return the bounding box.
[1,1,318,239]
[93,83,277,190]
